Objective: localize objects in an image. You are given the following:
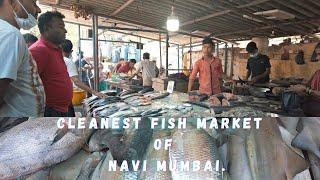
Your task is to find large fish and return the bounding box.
[118,89,138,97]
[138,87,154,94]
[292,117,320,159]
[0,117,28,133]
[88,129,113,152]
[96,106,120,117]
[308,152,320,180]
[169,127,222,180]
[277,117,300,135]
[76,152,105,180]
[0,118,93,179]
[245,118,309,180]
[138,131,172,180]
[48,150,89,179]
[229,135,253,180]
[120,93,143,100]
[91,152,137,180]
[122,117,153,170]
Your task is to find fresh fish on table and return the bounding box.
[83,96,100,105]
[140,108,162,117]
[108,110,134,118]
[88,130,113,152]
[184,101,211,109]
[88,98,122,113]
[277,117,300,135]
[93,102,127,113]
[0,117,28,133]
[120,93,143,100]
[149,92,170,100]
[122,117,153,170]
[138,131,172,180]
[75,152,105,180]
[245,118,309,180]
[91,97,122,107]
[47,150,89,180]
[91,152,137,180]
[138,87,154,94]
[217,107,265,117]
[229,135,253,180]
[124,96,141,102]
[0,118,93,180]
[169,127,222,180]
[307,153,320,180]
[99,90,118,96]
[96,106,120,117]
[292,117,320,159]
[118,89,138,97]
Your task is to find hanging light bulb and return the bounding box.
[167,6,180,32]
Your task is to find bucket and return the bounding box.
[72,89,86,105]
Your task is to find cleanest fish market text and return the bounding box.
[57,118,262,129]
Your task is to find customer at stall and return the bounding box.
[117,59,136,74]
[129,53,158,88]
[244,41,271,84]
[23,33,38,47]
[0,0,45,117]
[290,69,320,116]
[112,58,126,73]
[188,37,223,95]
[61,39,107,99]
[29,11,73,117]
[75,51,94,88]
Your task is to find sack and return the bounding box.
[281,49,289,60]
[295,50,305,65]
[281,91,301,111]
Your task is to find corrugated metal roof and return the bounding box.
[39,0,320,42]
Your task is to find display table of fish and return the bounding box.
[0,118,93,179]
[243,118,309,180]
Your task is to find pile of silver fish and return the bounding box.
[217,107,266,117]
[83,89,170,117]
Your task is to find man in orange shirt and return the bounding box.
[188,37,223,95]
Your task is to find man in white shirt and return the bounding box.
[0,0,45,117]
[60,39,106,98]
[130,53,158,87]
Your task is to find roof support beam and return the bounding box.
[214,18,320,37]
[180,0,270,27]
[110,0,135,16]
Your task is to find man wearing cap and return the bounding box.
[245,41,271,84]
[188,37,223,95]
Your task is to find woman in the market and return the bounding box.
[291,69,320,116]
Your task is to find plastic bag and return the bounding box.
[281,91,301,111]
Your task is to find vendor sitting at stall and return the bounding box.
[116,59,136,74]
[188,37,223,95]
[61,39,107,99]
[244,41,271,85]
[290,69,320,116]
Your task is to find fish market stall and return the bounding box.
[82,88,300,118]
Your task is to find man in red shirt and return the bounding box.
[29,11,73,117]
[291,69,320,116]
[117,59,136,74]
[188,37,223,95]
